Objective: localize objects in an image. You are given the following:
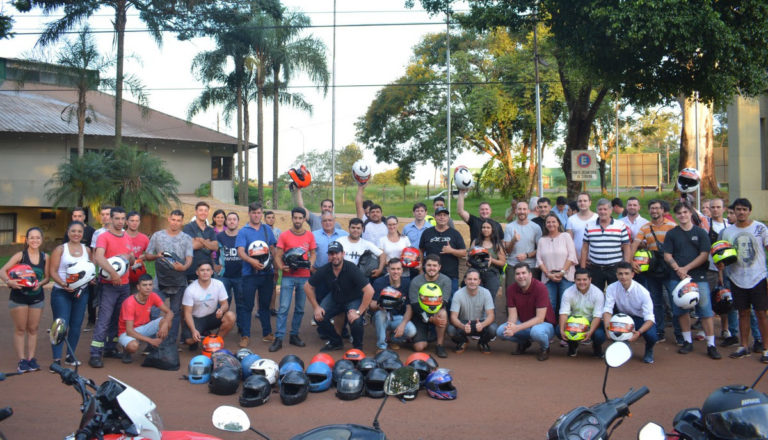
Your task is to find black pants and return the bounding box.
[588,264,618,291]
[448,320,499,345]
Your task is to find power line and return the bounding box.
[11,8,469,19]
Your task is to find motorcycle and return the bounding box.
[547,342,650,440]
[211,366,421,440]
[48,318,223,440]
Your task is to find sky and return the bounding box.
[0,0,559,185]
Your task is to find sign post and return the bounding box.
[571,150,598,183]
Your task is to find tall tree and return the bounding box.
[107,145,180,214]
[45,151,114,212]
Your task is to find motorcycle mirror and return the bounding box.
[384,366,420,396]
[604,342,632,368]
[212,406,250,433]
[637,422,666,440]
[50,318,68,346]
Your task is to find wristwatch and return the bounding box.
[354,310,361,315]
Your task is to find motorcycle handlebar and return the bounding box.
[50,362,79,385]
[623,386,649,406]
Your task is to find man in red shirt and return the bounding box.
[117,274,174,364]
[125,211,149,291]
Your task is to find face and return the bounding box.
[515,202,529,221]
[545,216,560,233]
[464,271,481,289]
[424,260,441,278]
[710,200,724,220]
[291,212,305,230]
[727,209,736,224]
[264,213,275,226]
[478,203,491,218]
[168,214,183,232]
[321,215,335,233]
[368,208,382,222]
[225,214,239,231]
[100,209,111,225]
[648,203,662,220]
[249,208,263,225]
[616,267,634,287]
[574,273,591,292]
[328,251,344,266]
[577,195,591,212]
[613,205,624,215]
[67,224,84,243]
[72,210,86,223]
[111,212,126,231]
[388,262,403,280]
[138,280,154,296]
[126,215,140,232]
[702,201,711,217]
[481,222,493,238]
[321,200,334,212]
[349,223,363,239]
[386,217,398,232]
[413,206,426,221]
[734,205,751,223]
[433,200,445,209]
[537,201,551,217]
[597,203,612,220]
[196,263,213,281]
[435,212,449,227]
[626,200,640,216]
[195,205,209,221]
[514,267,532,289]
[675,207,692,225]
[213,212,225,227]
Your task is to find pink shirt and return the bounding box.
[536,232,578,283]
[96,230,133,284]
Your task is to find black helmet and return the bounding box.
[467,246,490,271]
[374,349,400,366]
[240,375,272,407]
[357,250,379,278]
[702,385,768,439]
[379,287,406,311]
[336,369,365,401]
[712,285,734,315]
[279,370,309,406]
[208,365,241,395]
[357,357,378,376]
[408,359,431,387]
[332,359,356,385]
[365,368,389,399]
[279,354,305,369]
[283,248,310,271]
[379,357,403,374]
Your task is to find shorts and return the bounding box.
[412,318,432,343]
[118,317,162,347]
[730,278,768,311]
[181,313,223,341]
[9,299,44,310]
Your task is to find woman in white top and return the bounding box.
[537,214,578,315]
[49,221,93,367]
[378,216,411,261]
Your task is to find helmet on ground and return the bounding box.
[379,357,403,374]
[250,359,279,386]
[288,165,312,189]
[357,251,379,278]
[332,359,356,385]
[633,250,653,273]
[564,315,591,341]
[128,260,147,284]
[343,349,366,365]
[65,260,96,290]
[202,335,225,358]
[409,359,431,387]
[711,241,738,266]
[310,353,335,369]
[467,246,490,271]
[608,313,635,342]
[454,165,473,190]
[379,287,406,311]
[400,247,421,268]
[306,361,333,393]
[406,352,438,371]
[280,370,309,406]
[247,240,271,270]
[712,286,734,315]
[240,375,272,407]
[336,369,365,401]
[365,368,388,398]
[241,354,262,378]
[374,349,400,367]
[283,247,310,271]
[677,168,701,194]
[99,256,128,279]
[418,282,443,314]
[208,354,241,395]
[188,355,212,384]
[279,361,303,382]
[236,348,254,362]
[425,215,436,227]
[702,385,768,440]
[672,277,700,310]
[352,160,372,185]
[425,368,457,400]
[279,354,305,369]
[356,357,378,376]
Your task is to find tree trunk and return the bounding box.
[598,160,607,192]
[244,98,250,202]
[113,0,127,148]
[236,84,246,205]
[678,95,719,195]
[257,71,265,203]
[77,84,86,157]
[562,89,609,198]
[272,68,280,209]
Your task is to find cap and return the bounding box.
[435,206,450,215]
[327,241,343,253]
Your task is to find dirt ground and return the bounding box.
[1,289,766,440]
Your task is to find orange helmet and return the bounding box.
[202,334,224,358]
[7,264,38,289]
[128,260,147,284]
[310,352,335,369]
[343,348,366,364]
[288,165,312,190]
[406,352,439,370]
[400,247,421,268]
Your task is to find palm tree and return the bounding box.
[45,151,114,213]
[108,145,180,214]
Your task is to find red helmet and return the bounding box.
[7,264,38,289]
[202,335,225,358]
[288,165,312,190]
[343,349,366,364]
[400,247,421,268]
[310,352,335,369]
[128,260,147,284]
[406,352,439,370]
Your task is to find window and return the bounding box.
[212,156,233,181]
[0,214,16,245]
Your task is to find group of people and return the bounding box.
[4,182,768,374]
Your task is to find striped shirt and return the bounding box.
[583,218,629,265]
[634,220,677,252]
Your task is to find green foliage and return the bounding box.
[195,182,211,197]
[335,143,364,186]
[373,169,401,186]
[45,151,114,215]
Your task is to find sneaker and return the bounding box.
[26,358,40,372]
[675,335,685,346]
[592,345,604,358]
[188,342,199,351]
[239,336,250,348]
[121,352,133,364]
[513,341,532,355]
[454,342,467,354]
[268,338,283,353]
[16,359,30,374]
[761,351,768,364]
[311,319,317,326]
[537,347,550,361]
[270,309,277,317]
[559,340,568,348]
[657,336,666,343]
[729,346,751,359]
[103,349,121,359]
[65,355,81,366]
[567,344,578,357]
[262,334,275,343]
[643,348,654,364]
[320,340,344,352]
[753,340,764,353]
[707,345,722,360]
[83,324,93,332]
[88,356,103,368]
[389,342,401,350]
[478,343,491,354]
[289,334,306,347]
[678,342,694,354]
[721,336,739,347]
[49,360,61,373]
[435,344,447,359]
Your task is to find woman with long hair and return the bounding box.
[536,213,578,315]
[378,216,411,261]
[211,209,226,275]
[471,219,506,296]
[0,227,50,373]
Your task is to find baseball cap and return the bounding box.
[327,241,343,253]
[435,206,450,215]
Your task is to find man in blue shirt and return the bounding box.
[403,202,432,254]
[313,211,348,270]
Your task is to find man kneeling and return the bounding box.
[182,262,235,349]
[118,274,174,364]
[448,269,497,354]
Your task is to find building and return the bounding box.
[728,95,768,219]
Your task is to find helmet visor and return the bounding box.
[706,404,768,439]
[609,322,633,333]
[419,294,442,306]
[189,364,210,376]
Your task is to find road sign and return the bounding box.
[571,150,598,182]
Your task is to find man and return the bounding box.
[68,207,97,330]
[406,254,453,358]
[403,202,432,253]
[432,196,455,228]
[419,206,466,294]
[496,263,556,361]
[503,201,542,290]
[90,204,112,248]
[337,218,385,275]
[125,211,149,291]
[217,212,242,306]
[531,197,553,234]
[313,211,348,270]
[448,269,497,354]
[611,197,625,218]
[271,207,317,352]
[354,183,387,243]
[580,198,631,290]
[294,187,342,231]
[632,199,678,342]
[236,202,277,346]
[603,262,657,364]
[305,241,374,351]
[706,199,740,347]
[663,201,720,359]
[567,192,598,257]
[89,207,135,368]
[456,189,504,243]
[557,268,605,358]
[117,274,174,364]
[620,197,648,240]
[370,258,416,352]
[264,210,281,240]
[553,196,569,226]
[87,205,113,331]
[720,198,768,363]
[183,201,218,281]
[181,262,235,348]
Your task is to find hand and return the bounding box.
[192,329,202,342]
[629,330,640,342]
[62,285,75,293]
[715,262,725,271]
[347,309,362,323]
[110,272,122,286]
[157,323,169,339]
[394,324,405,338]
[515,253,527,262]
[314,307,326,322]
[464,322,472,334]
[215,308,224,319]
[631,261,641,273]
[172,262,185,271]
[475,321,484,332]
[549,271,563,282]
[213,264,223,274]
[675,268,688,279]
[148,337,163,348]
[504,322,517,337]
[371,268,383,278]
[441,244,454,254]
[514,232,521,242]
[6,280,20,290]
[430,314,447,328]
[251,259,265,271]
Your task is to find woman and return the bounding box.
[211,209,226,276]
[0,227,49,373]
[48,221,93,369]
[470,219,506,296]
[378,216,411,261]
[536,214,577,316]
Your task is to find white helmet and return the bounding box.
[250,359,279,386]
[352,160,372,185]
[672,277,700,310]
[608,313,635,342]
[65,260,96,290]
[454,165,473,190]
[100,256,128,279]
[248,240,271,269]
[676,168,700,194]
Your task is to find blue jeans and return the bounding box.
[630,315,658,350]
[666,279,714,319]
[276,276,308,339]
[637,274,677,339]
[318,296,364,349]
[239,274,274,338]
[556,323,606,351]
[89,283,130,356]
[545,279,574,315]
[374,311,417,349]
[50,286,89,360]
[496,321,554,349]
[219,276,242,306]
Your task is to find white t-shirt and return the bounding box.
[620,215,649,241]
[559,283,605,319]
[182,278,228,318]
[336,236,383,266]
[378,235,411,261]
[567,212,598,256]
[362,221,388,245]
[722,221,768,289]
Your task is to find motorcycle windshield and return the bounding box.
[78,398,97,431]
[706,404,768,439]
